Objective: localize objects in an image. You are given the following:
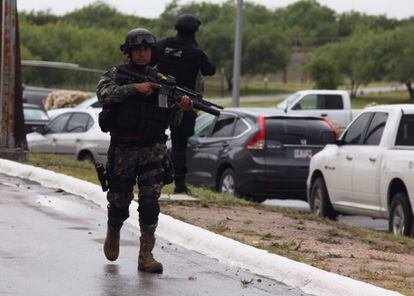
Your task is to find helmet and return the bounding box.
[174,14,201,33]
[120,28,156,54]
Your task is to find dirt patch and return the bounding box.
[161,201,414,295]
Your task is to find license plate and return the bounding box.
[293,149,313,159]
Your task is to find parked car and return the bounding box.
[47,96,102,119]
[307,105,414,236]
[27,109,110,164]
[23,103,50,134]
[276,90,361,132]
[173,108,337,202]
[22,85,54,109]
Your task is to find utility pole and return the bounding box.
[0,0,26,160]
[231,0,243,107]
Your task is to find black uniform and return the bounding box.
[155,32,216,191]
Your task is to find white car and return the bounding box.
[307,105,414,236]
[47,96,102,119]
[27,109,110,164]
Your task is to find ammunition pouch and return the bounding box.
[98,105,117,133]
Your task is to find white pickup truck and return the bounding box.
[276,90,360,131]
[307,105,414,236]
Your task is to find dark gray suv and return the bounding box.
[182,108,337,202]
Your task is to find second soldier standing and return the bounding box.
[154,14,216,194]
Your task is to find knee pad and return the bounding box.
[107,191,134,209]
[107,204,129,226]
[138,196,160,225]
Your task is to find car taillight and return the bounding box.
[323,118,338,139]
[247,115,266,150]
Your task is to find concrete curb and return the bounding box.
[0,158,402,296]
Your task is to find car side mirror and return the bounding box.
[35,125,48,134]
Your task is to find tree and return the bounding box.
[304,56,341,89]
[384,25,414,100]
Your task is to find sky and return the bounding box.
[17,0,414,20]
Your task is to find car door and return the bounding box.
[186,113,216,184]
[352,112,388,213]
[290,94,347,128]
[54,112,91,156]
[326,112,373,208]
[29,113,72,153]
[193,113,237,187]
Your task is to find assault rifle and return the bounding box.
[116,67,223,116]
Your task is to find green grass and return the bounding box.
[203,80,309,98]
[22,153,252,206]
[351,91,412,109]
[229,90,413,109]
[23,153,99,185]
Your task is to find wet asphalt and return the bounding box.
[0,173,309,296]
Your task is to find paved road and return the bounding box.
[263,199,388,232]
[0,174,309,296]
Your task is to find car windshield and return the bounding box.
[276,93,301,109]
[24,108,49,121]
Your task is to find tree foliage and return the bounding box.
[19,0,414,94]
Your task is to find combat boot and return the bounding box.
[103,222,121,261]
[173,177,191,194]
[138,233,163,273]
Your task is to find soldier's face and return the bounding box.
[131,46,152,65]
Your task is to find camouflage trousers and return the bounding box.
[106,140,167,235]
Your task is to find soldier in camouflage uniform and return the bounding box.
[96,28,192,273]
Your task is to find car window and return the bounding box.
[193,113,215,138]
[234,118,248,136]
[47,113,71,134]
[342,113,372,144]
[321,95,344,110]
[396,114,414,146]
[292,94,317,110]
[23,108,49,121]
[210,114,236,138]
[276,93,301,109]
[363,112,388,145]
[66,113,91,133]
[266,118,332,145]
[86,116,94,130]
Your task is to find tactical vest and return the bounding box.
[100,63,172,145]
[156,37,199,90]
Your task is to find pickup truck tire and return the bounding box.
[310,177,337,220]
[389,192,413,237]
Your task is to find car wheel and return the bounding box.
[219,168,236,195]
[79,151,95,164]
[389,192,413,237]
[310,177,337,220]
